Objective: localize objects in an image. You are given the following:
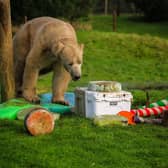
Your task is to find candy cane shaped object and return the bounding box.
[140,98,168,108]
[150,98,168,107]
[131,105,168,117]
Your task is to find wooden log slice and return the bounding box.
[24,109,55,136]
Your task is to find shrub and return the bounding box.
[128,0,168,21]
[11,0,94,23]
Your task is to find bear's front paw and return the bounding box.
[52,99,69,106]
[23,94,40,104]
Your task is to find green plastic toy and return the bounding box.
[0,97,73,120]
[0,99,35,120]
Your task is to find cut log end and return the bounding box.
[24,109,55,136]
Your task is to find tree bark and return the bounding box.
[0,0,15,102]
[104,0,108,15]
[116,0,120,16]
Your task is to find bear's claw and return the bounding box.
[52,100,69,106]
[23,95,40,104]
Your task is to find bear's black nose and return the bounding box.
[73,76,81,81]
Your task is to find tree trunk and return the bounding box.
[0,0,15,102]
[104,0,108,15]
[116,0,120,16]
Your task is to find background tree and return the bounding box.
[127,0,168,21]
[93,0,132,15]
[0,0,15,102]
[11,0,95,23]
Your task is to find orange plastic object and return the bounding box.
[24,109,55,136]
[117,111,135,125]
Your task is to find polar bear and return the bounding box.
[13,17,84,105]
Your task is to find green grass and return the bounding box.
[92,15,168,39]
[1,15,168,168]
[0,117,168,168]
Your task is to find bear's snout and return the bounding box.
[64,63,82,81]
[71,65,81,81]
[72,75,81,81]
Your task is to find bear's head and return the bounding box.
[53,41,84,81]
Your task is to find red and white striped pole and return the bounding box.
[131,105,168,117]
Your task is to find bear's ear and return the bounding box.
[52,42,65,55]
[79,43,84,51]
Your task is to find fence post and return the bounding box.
[112,9,117,32]
[24,16,27,23]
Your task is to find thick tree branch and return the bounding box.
[0,0,15,102]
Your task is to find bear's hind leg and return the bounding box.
[13,27,30,97]
[14,59,26,97]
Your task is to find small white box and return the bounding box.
[75,87,133,118]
